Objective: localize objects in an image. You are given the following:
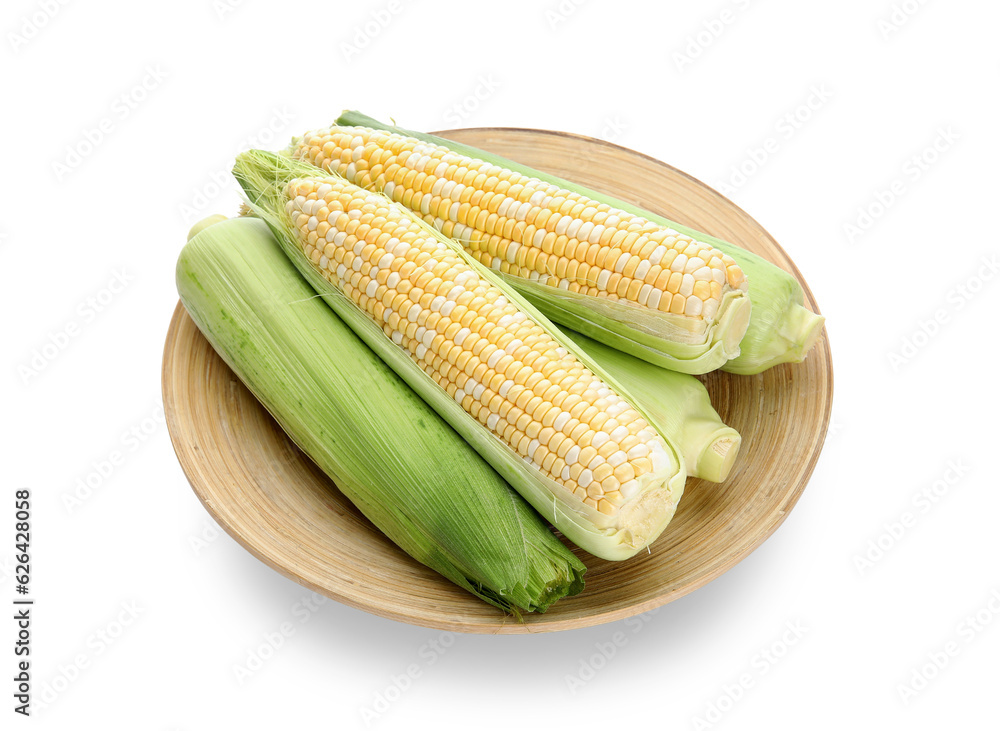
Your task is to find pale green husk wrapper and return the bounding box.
[233,150,687,561]
[177,215,585,614]
[334,111,825,375]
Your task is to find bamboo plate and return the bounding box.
[162,128,832,634]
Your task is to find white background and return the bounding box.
[3,0,998,728]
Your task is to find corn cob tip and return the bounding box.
[721,292,752,355]
[786,305,826,362]
[614,471,685,550]
[187,214,229,242]
[695,429,742,483]
[723,302,825,375]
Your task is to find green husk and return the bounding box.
[566,332,741,483]
[176,215,585,613]
[233,150,687,561]
[334,110,825,375]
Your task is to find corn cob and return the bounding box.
[332,111,825,375]
[566,332,741,483]
[287,124,751,376]
[233,150,687,561]
[177,215,585,613]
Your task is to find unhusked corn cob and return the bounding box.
[336,111,826,375]
[234,150,687,560]
[176,215,585,613]
[288,126,752,375]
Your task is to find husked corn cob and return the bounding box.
[234,150,687,560]
[335,111,826,375]
[176,216,585,613]
[288,126,752,375]
[295,127,747,313]
[291,173,668,513]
